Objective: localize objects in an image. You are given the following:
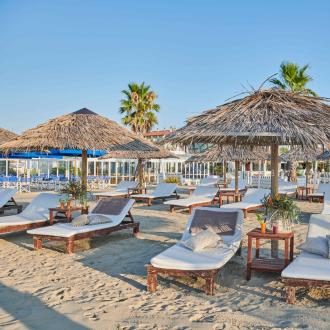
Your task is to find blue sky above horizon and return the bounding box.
[1,0,329,134]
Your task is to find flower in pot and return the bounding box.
[260,193,300,233]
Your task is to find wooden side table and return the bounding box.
[128,187,147,195]
[219,190,243,205]
[246,228,294,281]
[49,206,89,225]
[296,186,314,200]
[307,192,324,203]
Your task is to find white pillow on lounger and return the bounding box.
[88,214,112,225]
[182,228,222,252]
[298,237,329,258]
[71,214,89,227]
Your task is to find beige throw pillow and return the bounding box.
[88,214,112,225]
[71,214,89,227]
[182,228,222,252]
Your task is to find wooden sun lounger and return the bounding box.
[32,212,139,254]
[0,197,23,214]
[146,246,242,295]
[146,208,243,295]
[281,214,330,303]
[131,192,180,206]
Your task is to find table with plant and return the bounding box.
[246,193,300,280]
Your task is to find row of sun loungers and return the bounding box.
[1,181,330,304]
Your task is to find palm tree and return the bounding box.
[270,62,317,96]
[271,62,317,184]
[119,82,160,134]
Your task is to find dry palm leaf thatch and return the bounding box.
[101,141,177,160]
[0,108,162,153]
[186,145,269,162]
[0,128,17,145]
[167,89,330,148]
[281,147,323,162]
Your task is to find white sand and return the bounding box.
[0,191,329,329]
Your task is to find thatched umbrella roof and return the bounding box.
[167,89,330,147]
[101,141,176,160]
[0,128,17,145]
[186,145,269,162]
[167,88,330,196]
[0,108,167,190]
[0,108,161,152]
[281,147,322,162]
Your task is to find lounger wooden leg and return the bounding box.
[146,265,158,292]
[286,286,296,304]
[243,209,247,218]
[33,237,42,250]
[189,206,192,214]
[147,199,152,206]
[66,239,74,254]
[133,223,140,235]
[204,276,215,295]
[170,205,175,213]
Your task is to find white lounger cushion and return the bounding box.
[94,181,138,197]
[132,183,177,199]
[199,176,219,186]
[221,188,270,210]
[151,207,243,270]
[0,193,62,228]
[281,251,330,281]
[164,186,218,207]
[0,188,17,208]
[27,199,135,237]
[282,214,330,281]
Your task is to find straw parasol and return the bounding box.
[167,88,330,196]
[186,145,269,190]
[0,128,17,144]
[281,147,323,187]
[101,142,177,186]
[0,108,167,190]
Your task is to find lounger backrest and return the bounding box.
[0,188,17,208]
[22,193,62,219]
[152,183,177,197]
[307,214,330,239]
[228,178,246,190]
[116,180,138,191]
[192,185,218,198]
[200,176,219,186]
[90,198,135,226]
[242,188,270,203]
[182,207,244,245]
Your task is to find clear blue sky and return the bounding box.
[1,0,329,133]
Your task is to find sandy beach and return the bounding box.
[0,190,329,330]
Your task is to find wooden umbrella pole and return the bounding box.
[271,143,279,197]
[223,160,227,187]
[270,142,279,258]
[235,160,239,201]
[81,149,88,192]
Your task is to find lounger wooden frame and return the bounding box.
[0,197,23,215]
[169,198,219,214]
[132,191,180,206]
[95,193,128,200]
[145,245,242,295]
[0,220,50,235]
[240,204,263,218]
[31,212,139,254]
[282,277,330,304]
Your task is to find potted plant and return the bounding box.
[61,180,88,207]
[260,193,300,233]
